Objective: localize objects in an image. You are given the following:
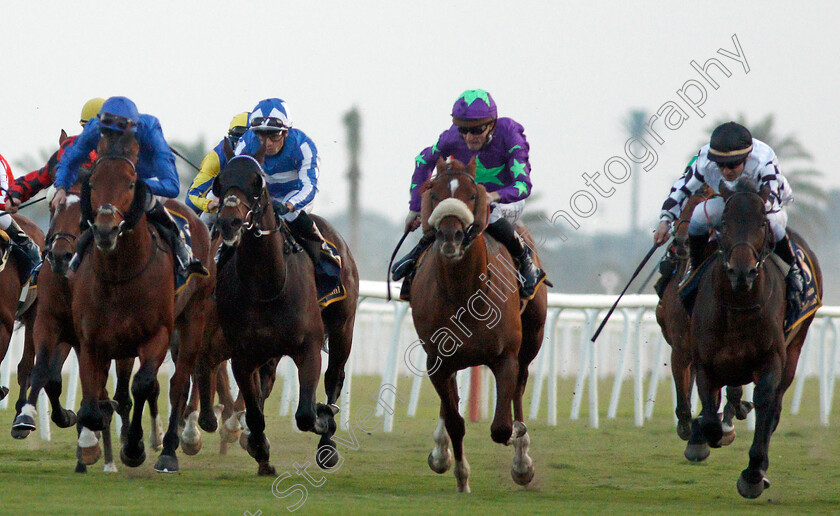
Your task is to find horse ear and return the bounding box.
[223,138,235,160]
[435,157,447,175]
[467,157,477,179]
[719,180,734,200]
[59,129,68,144]
[254,141,266,165]
[759,184,771,203]
[471,183,489,235]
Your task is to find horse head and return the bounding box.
[421,157,488,260]
[213,140,270,246]
[718,178,773,291]
[86,130,143,253]
[45,193,82,276]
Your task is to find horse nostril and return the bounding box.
[454,230,464,243]
[231,219,242,229]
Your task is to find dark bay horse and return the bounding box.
[214,147,359,476]
[71,130,212,473]
[411,157,547,492]
[686,179,822,498]
[0,214,43,411]
[655,187,752,445]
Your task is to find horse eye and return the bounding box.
[430,194,438,202]
[129,182,135,190]
[470,194,477,201]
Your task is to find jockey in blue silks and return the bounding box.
[232,98,338,270]
[52,96,208,278]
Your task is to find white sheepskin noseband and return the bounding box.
[428,198,474,229]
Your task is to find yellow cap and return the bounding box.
[80,98,106,127]
[229,112,250,131]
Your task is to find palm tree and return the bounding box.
[706,114,828,239]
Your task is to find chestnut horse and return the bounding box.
[411,157,547,492]
[12,193,164,471]
[0,215,43,410]
[686,179,822,498]
[214,149,359,476]
[655,187,752,444]
[71,130,212,473]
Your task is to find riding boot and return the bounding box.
[678,234,708,288]
[774,235,804,326]
[485,218,546,299]
[5,218,42,267]
[68,229,94,273]
[287,212,341,268]
[391,233,435,281]
[146,200,209,277]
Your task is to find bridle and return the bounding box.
[87,155,138,237]
[429,169,482,250]
[718,191,773,272]
[218,158,281,238]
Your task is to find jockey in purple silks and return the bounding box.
[392,89,546,299]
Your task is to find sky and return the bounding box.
[3,1,839,237]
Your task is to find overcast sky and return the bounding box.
[3,1,838,235]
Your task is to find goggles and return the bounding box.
[99,113,134,132]
[250,117,288,132]
[458,123,490,135]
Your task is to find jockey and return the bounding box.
[233,98,336,269]
[51,96,209,277]
[0,153,42,266]
[391,89,546,299]
[187,111,250,223]
[652,121,802,306]
[7,98,104,213]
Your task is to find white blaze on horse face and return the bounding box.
[450,178,459,197]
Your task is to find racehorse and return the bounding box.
[0,214,43,412]
[686,178,822,498]
[410,157,547,492]
[655,187,752,444]
[70,129,212,473]
[213,144,359,476]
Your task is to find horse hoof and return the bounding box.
[737,472,770,499]
[198,411,218,433]
[10,427,31,440]
[219,423,241,444]
[316,436,340,470]
[75,462,88,474]
[257,462,276,476]
[154,454,180,473]
[511,459,535,486]
[684,443,710,462]
[52,408,78,429]
[78,444,102,466]
[120,443,146,468]
[103,462,118,473]
[182,437,203,456]
[736,401,754,420]
[428,451,452,474]
[719,429,736,447]
[11,413,36,435]
[677,420,692,441]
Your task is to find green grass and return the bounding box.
[1,374,839,515]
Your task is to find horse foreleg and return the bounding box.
[721,385,753,446]
[100,391,118,473]
[695,367,724,448]
[216,363,241,450]
[14,314,36,415]
[179,377,203,456]
[293,346,321,434]
[46,343,77,428]
[155,341,195,473]
[232,357,275,476]
[147,376,163,451]
[76,345,109,466]
[489,354,518,445]
[113,358,134,444]
[671,348,694,441]
[195,357,219,433]
[429,372,469,493]
[738,357,782,499]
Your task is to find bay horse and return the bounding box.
[411,157,547,492]
[12,193,164,471]
[71,130,212,473]
[686,178,822,498]
[655,187,752,445]
[213,145,359,476]
[0,214,43,411]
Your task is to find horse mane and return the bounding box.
[732,175,760,193]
